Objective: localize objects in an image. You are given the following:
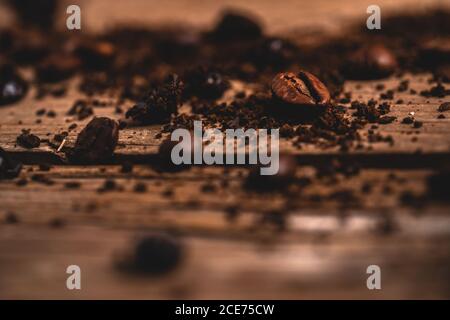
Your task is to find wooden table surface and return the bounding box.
[0,0,449,299]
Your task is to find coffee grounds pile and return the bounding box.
[0,5,449,158]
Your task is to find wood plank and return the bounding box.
[0,225,448,299]
[1,165,449,238]
[1,74,450,166]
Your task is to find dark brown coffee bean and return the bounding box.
[70,117,119,163]
[156,136,193,172]
[211,11,262,41]
[271,71,331,106]
[0,64,28,106]
[67,100,94,120]
[124,233,183,275]
[438,102,450,112]
[16,130,40,149]
[344,44,397,79]
[0,147,22,179]
[244,154,297,192]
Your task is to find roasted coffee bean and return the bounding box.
[271,71,331,106]
[69,117,119,163]
[344,44,397,79]
[0,64,28,106]
[244,154,297,192]
[156,136,193,172]
[0,147,22,179]
[67,100,93,120]
[16,130,41,149]
[211,11,262,41]
[127,234,183,275]
[438,102,450,112]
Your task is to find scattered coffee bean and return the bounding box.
[0,147,22,179]
[245,154,297,192]
[378,116,397,124]
[122,233,183,276]
[69,117,119,163]
[0,64,28,106]
[97,179,121,193]
[271,71,331,107]
[16,130,41,149]
[438,102,450,112]
[67,100,94,120]
[125,74,183,125]
[211,11,262,41]
[402,116,414,124]
[344,44,397,80]
[156,137,192,172]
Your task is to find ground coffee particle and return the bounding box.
[64,181,81,189]
[69,117,119,164]
[438,102,450,112]
[16,130,41,149]
[67,100,94,120]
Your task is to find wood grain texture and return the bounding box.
[0,0,450,299]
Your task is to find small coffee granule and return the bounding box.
[438,102,450,112]
[16,130,41,149]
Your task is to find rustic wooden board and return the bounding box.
[1,0,450,300]
[1,74,450,165]
[0,224,448,299]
